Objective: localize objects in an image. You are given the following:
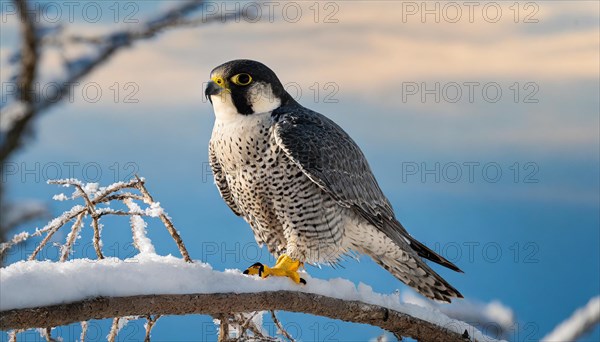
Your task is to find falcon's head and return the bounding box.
[205,59,292,119]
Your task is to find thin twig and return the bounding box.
[44,327,52,342]
[1,232,31,259]
[48,178,141,203]
[235,312,257,341]
[8,329,22,342]
[59,212,85,262]
[2,178,166,259]
[270,310,295,342]
[144,315,161,342]
[135,176,191,262]
[246,322,276,341]
[27,227,59,261]
[72,184,103,259]
[29,211,77,261]
[234,312,277,341]
[103,193,146,203]
[218,314,230,342]
[80,321,88,342]
[1,204,86,259]
[96,209,154,218]
[107,317,120,342]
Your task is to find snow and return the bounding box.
[107,316,137,340]
[82,182,100,196]
[124,199,156,255]
[369,334,389,342]
[0,254,500,342]
[52,193,69,201]
[541,296,600,342]
[145,202,164,217]
[403,290,515,337]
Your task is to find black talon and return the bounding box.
[244,262,265,277]
[299,278,307,285]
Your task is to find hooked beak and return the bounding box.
[205,81,223,103]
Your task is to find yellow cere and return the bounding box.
[211,75,228,89]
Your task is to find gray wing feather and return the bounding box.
[272,105,462,273]
[272,106,395,224]
[209,142,242,216]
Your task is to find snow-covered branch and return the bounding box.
[0,178,502,342]
[1,292,474,342]
[0,255,491,342]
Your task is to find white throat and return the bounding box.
[209,83,281,124]
[210,92,240,123]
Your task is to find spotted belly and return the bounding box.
[211,117,346,263]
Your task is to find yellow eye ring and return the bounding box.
[231,73,252,86]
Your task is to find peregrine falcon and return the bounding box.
[205,59,463,302]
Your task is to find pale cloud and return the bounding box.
[4,2,597,105]
[80,1,598,103]
[1,1,598,151]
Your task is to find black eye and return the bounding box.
[231,73,252,86]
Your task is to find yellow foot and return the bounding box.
[243,254,306,284]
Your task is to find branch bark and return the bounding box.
[0,291,471,342]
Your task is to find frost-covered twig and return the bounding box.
[59,212,85,262]
[144,315,161,342]
[234,312,275,342]
[46,327,53,341]
[218,314,230,342]
[107,316,136,342]
[124,199,156,255]
[135,175,191,262]
[2,177,186,262]
[107,317,120,342]
[227,312,276,342]
[72,183,104,259]
[80,321,88,342]
[8,329,22,342]
[27,205,85,261]
[0,232,30,258]
[1,204,86,260]
[270,310,295,342]
[103,193,146,203]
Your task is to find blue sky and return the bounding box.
[1,1,599,341]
